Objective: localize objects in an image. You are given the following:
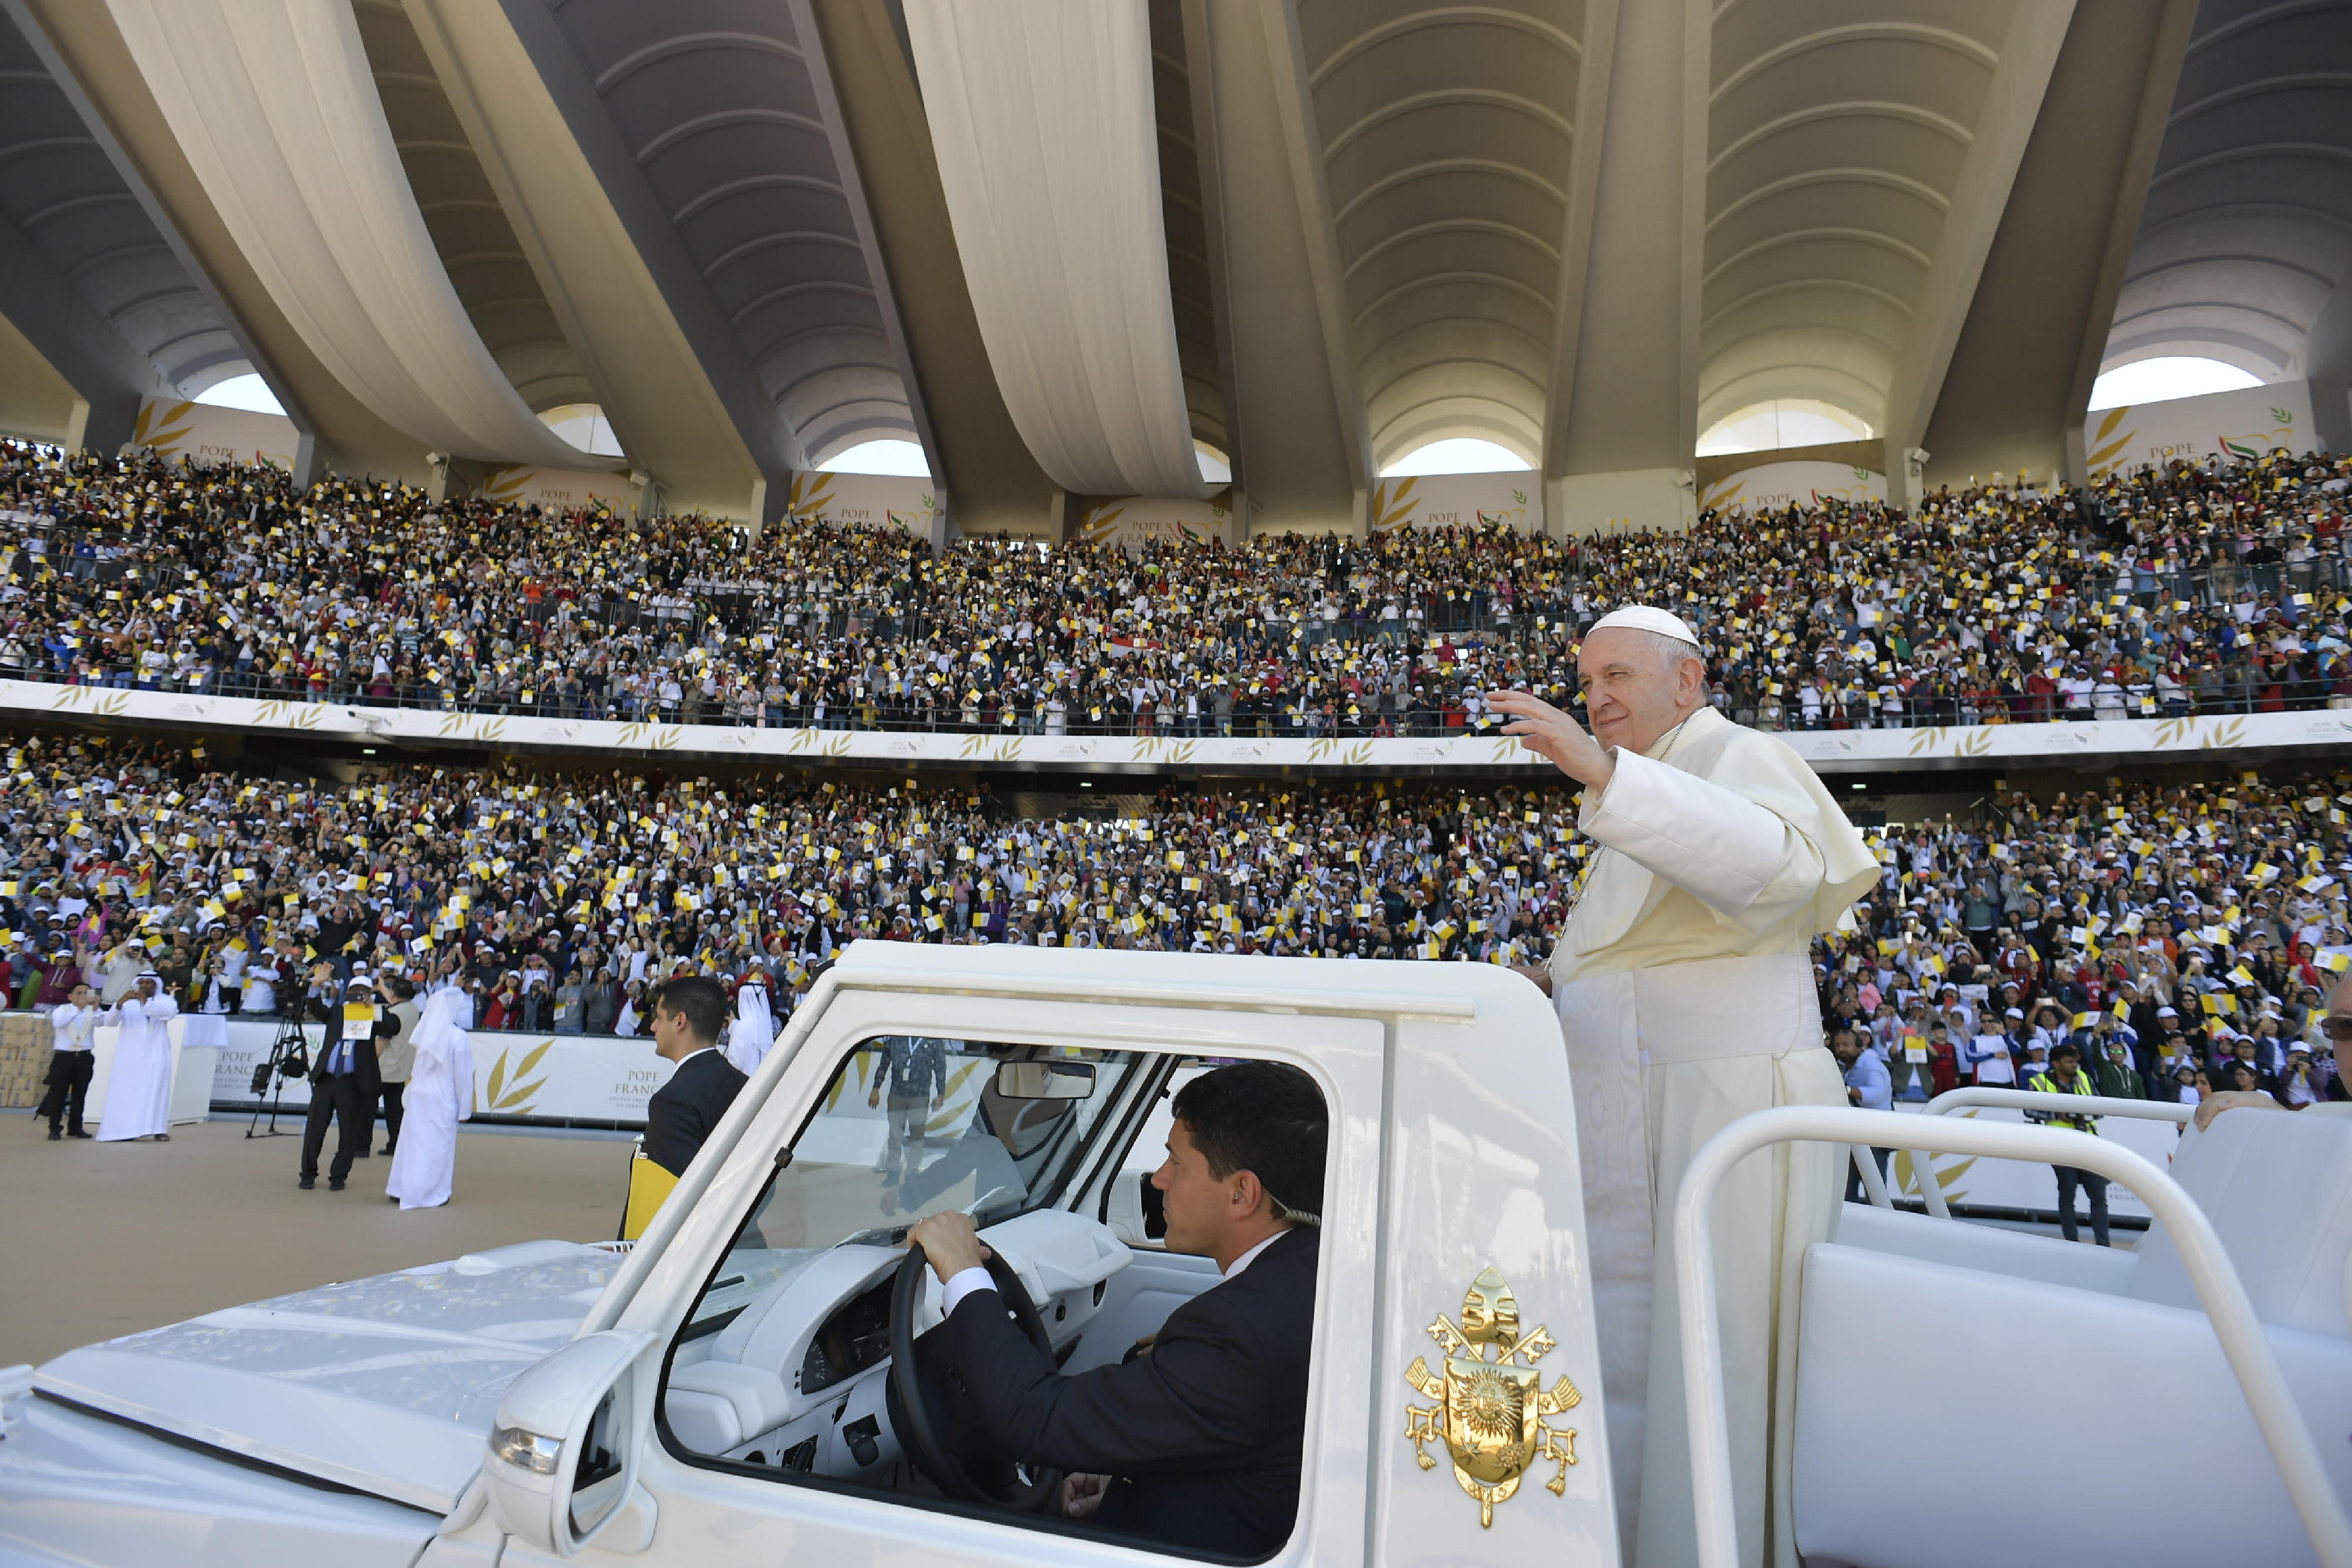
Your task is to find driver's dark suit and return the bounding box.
[937,1225,1317,1558]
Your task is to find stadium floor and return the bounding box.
[0,1111,634,1368]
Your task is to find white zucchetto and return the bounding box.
[1587,605,1703,649]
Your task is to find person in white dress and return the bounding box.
[95,971,181,1143]
[727,967,777,1076]
[386,981,475,1209]
[1492,606,1877,1568]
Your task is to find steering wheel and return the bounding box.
[887,1242,1063,1511]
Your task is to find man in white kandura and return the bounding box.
[95,969,182,1143]
[386,981,475,1209]
[1490,607,1876,1568]
[727,965,778,1076]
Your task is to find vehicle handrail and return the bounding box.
[1845,1144,1893,1208]
[1924,1085,2196,1124]
[1673,1105,2352,1568]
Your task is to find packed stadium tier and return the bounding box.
[0,726,2340,1109]
[4,441,2352,735]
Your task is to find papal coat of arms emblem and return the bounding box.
[1402,1265,1581,1526]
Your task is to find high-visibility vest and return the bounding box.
[2027,1069,2099,1134]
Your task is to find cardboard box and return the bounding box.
[0,1038,44,1108]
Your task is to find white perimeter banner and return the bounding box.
[1369,472,1541,533]
[787,471,941,535]
[21,677,2352,774]
[132,397,299,472]
[209,1018,676,1125]
[2086,379,2317,482]
[1883,1103,2180,1221]
[1074,491,1238,550]
[481,464,635,513]
[1701,461,1887,516]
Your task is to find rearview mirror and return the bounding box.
[993,1060,1096,1100]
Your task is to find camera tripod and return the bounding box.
[245,1009,312,1139]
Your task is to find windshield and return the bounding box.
[685,1038,1141,1332]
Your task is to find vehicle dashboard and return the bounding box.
[661,1212,1135,1485]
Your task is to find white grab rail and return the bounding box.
[1674,1105,2352,1568]
[1924,1085,2196,1125]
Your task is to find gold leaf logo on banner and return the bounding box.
[2085,405,2135,480]
[484,1039,554,1114]
[1698,477,1746,513]
[1078,504,1128,547]
[133,400,197,454]
[1371,478,1420,532]
[1894,1147,1977,1206]
[788,471,837,520]
[482,467,535,508]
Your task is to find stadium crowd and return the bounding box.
[1819,776,2350,1110]
[0,728,2342,1111]
[5,438,2352,736]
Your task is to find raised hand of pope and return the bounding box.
[1489,689,1614,791]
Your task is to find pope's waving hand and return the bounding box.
[1489,607,1878,1568]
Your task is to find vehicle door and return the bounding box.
[478,985,1384,1568]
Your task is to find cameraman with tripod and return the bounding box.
[299,968,399,1191]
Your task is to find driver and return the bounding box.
[907,1062,1323,1558]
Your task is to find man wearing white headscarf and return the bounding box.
[728,967,778,1076]
[1492,607,1876,1568]
[386,979,475,1209]
[95,969,180,1143]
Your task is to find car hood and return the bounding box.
[32,1239,622,1514]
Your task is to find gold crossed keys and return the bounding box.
[1403,1265,1582,1527]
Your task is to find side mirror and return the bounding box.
[993,1060,1096,1100]
[485,1329,658,1557]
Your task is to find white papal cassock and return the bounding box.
[1546,704,1876,1568]
[94,995,181,1141]
[387,989,474,1209]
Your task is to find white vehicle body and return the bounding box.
[0,943,2346,1568]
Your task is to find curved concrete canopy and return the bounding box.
[3,0,2316,522]
[549,0,918,470]
[1297,1,1580,473]
[0,4,241,400]
[1702,6,2013,438]
[2103,0,2352,381]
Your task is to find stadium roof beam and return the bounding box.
[405,0,779,517]
[1924,0,2198,495]
[1545,0,1697,531]
[803,0,1059,535]
[1185,0,1367,533]
[513,0,956,520]
[2099,0,2352,455]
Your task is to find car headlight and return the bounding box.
[490,1425,563,1475]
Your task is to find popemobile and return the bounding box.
[1,945,2347,1568]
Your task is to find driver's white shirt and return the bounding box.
[941,1227,1292,1317]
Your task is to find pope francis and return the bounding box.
[1490,606,1876,1568]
